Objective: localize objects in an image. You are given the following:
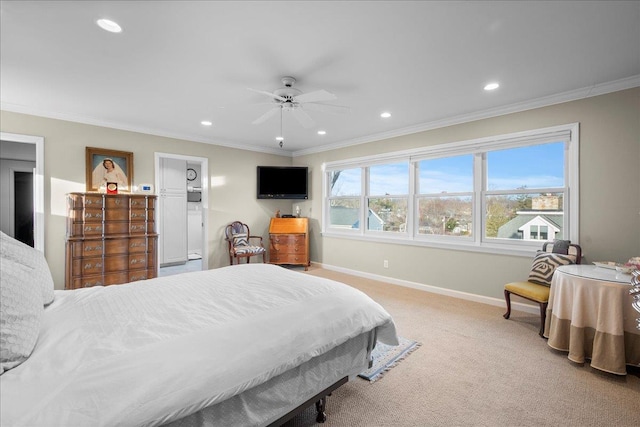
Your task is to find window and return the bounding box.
[323,123,579,255]
[484,143,565,243]
[367,163,408,233]
[417,155,473,238]
[327,168,362,230]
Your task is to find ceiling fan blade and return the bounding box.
[247,87,287,102]
[290,107,316,129]
[294,89,337,103]
[252,106,281,125]
[303,102,351,115]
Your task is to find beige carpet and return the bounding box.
[283,267,640,427]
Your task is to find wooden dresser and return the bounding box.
[65,193,158,289]
[268,217,310,270]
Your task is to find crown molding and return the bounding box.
[292,74,640,157]
[0,103,292,157]
[3,74,638,159]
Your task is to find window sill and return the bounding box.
[320,230,538,258]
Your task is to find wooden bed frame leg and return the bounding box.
[315,396,327,423]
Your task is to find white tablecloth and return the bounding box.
[544,264,640,375]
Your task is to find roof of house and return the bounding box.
[497,213,564,240]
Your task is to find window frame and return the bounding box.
[322,123,579,257]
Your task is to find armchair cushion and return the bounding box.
[528,251,576,286]
[234,245,266,255]
[505,281,550,303]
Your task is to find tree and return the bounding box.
[485,196,512,237]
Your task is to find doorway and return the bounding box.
[14,171,34,246]
[155,152,209,276]
[0,133,44,251]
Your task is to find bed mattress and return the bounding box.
[1,263,397,426]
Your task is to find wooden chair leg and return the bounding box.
[503,289,512,319]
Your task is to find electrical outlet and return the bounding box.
[383,260,389,268]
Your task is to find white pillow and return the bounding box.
[0,257,43,374]
[0,231,54,306]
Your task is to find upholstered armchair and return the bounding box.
[503,240,582,336]
[224,221,266,265]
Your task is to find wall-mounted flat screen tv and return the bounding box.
[257,166,308,199]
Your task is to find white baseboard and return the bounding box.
[312,262,540,315]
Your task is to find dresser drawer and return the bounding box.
[71,257,105,276]
[130,208,148,221]
[67,208,102,222]
[128,237,148,253]
[70,223,104,236]
[105,196,129,210]
[71,275,105,289]
[69,240,102,257]
[70,272,129,289]
[102,254,130,273]
[129,270,154,283]
[129,222,148,234]
[104,222,130,235]
[82,208,105,222]
[129,197,153,209]
[271,234,305,245]
[270,253,308,264]
[128,253,148,269]
[271,243,306,255]
[105,208,129,221]
[68,194,103,209]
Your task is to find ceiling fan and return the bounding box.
[248,76,349,129]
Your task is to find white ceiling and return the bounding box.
[1,1,639,156]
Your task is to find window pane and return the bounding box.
[487,142,564,190]
[367,197,407,232]
[330,168,361,197]
[418,155,473,194]
[417,196,472,236]
[369,163,408,196]
[485,192,564,240]
[329,198,361,229]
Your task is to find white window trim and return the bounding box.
[322,123,579,257]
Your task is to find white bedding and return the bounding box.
[0,263,397,427]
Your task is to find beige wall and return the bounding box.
[295,88,640,300]
[1,88,638,301]
[0,111,293,288]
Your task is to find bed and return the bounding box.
[0,233,398,427]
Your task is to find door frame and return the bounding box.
[0,132,44,251]
[154,152,209,271]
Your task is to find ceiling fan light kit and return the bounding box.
[249,76,349,146]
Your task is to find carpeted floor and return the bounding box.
[282,266,640,427]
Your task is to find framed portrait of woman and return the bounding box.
[85,147,134,192]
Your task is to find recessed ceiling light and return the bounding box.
[96,19,122,33]
[200,120,212,126]
[317,130,326,135]
[380,112,391,118]
[275,136,284,141]
[484,82,500,91]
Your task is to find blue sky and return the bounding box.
[330,142,565,196]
